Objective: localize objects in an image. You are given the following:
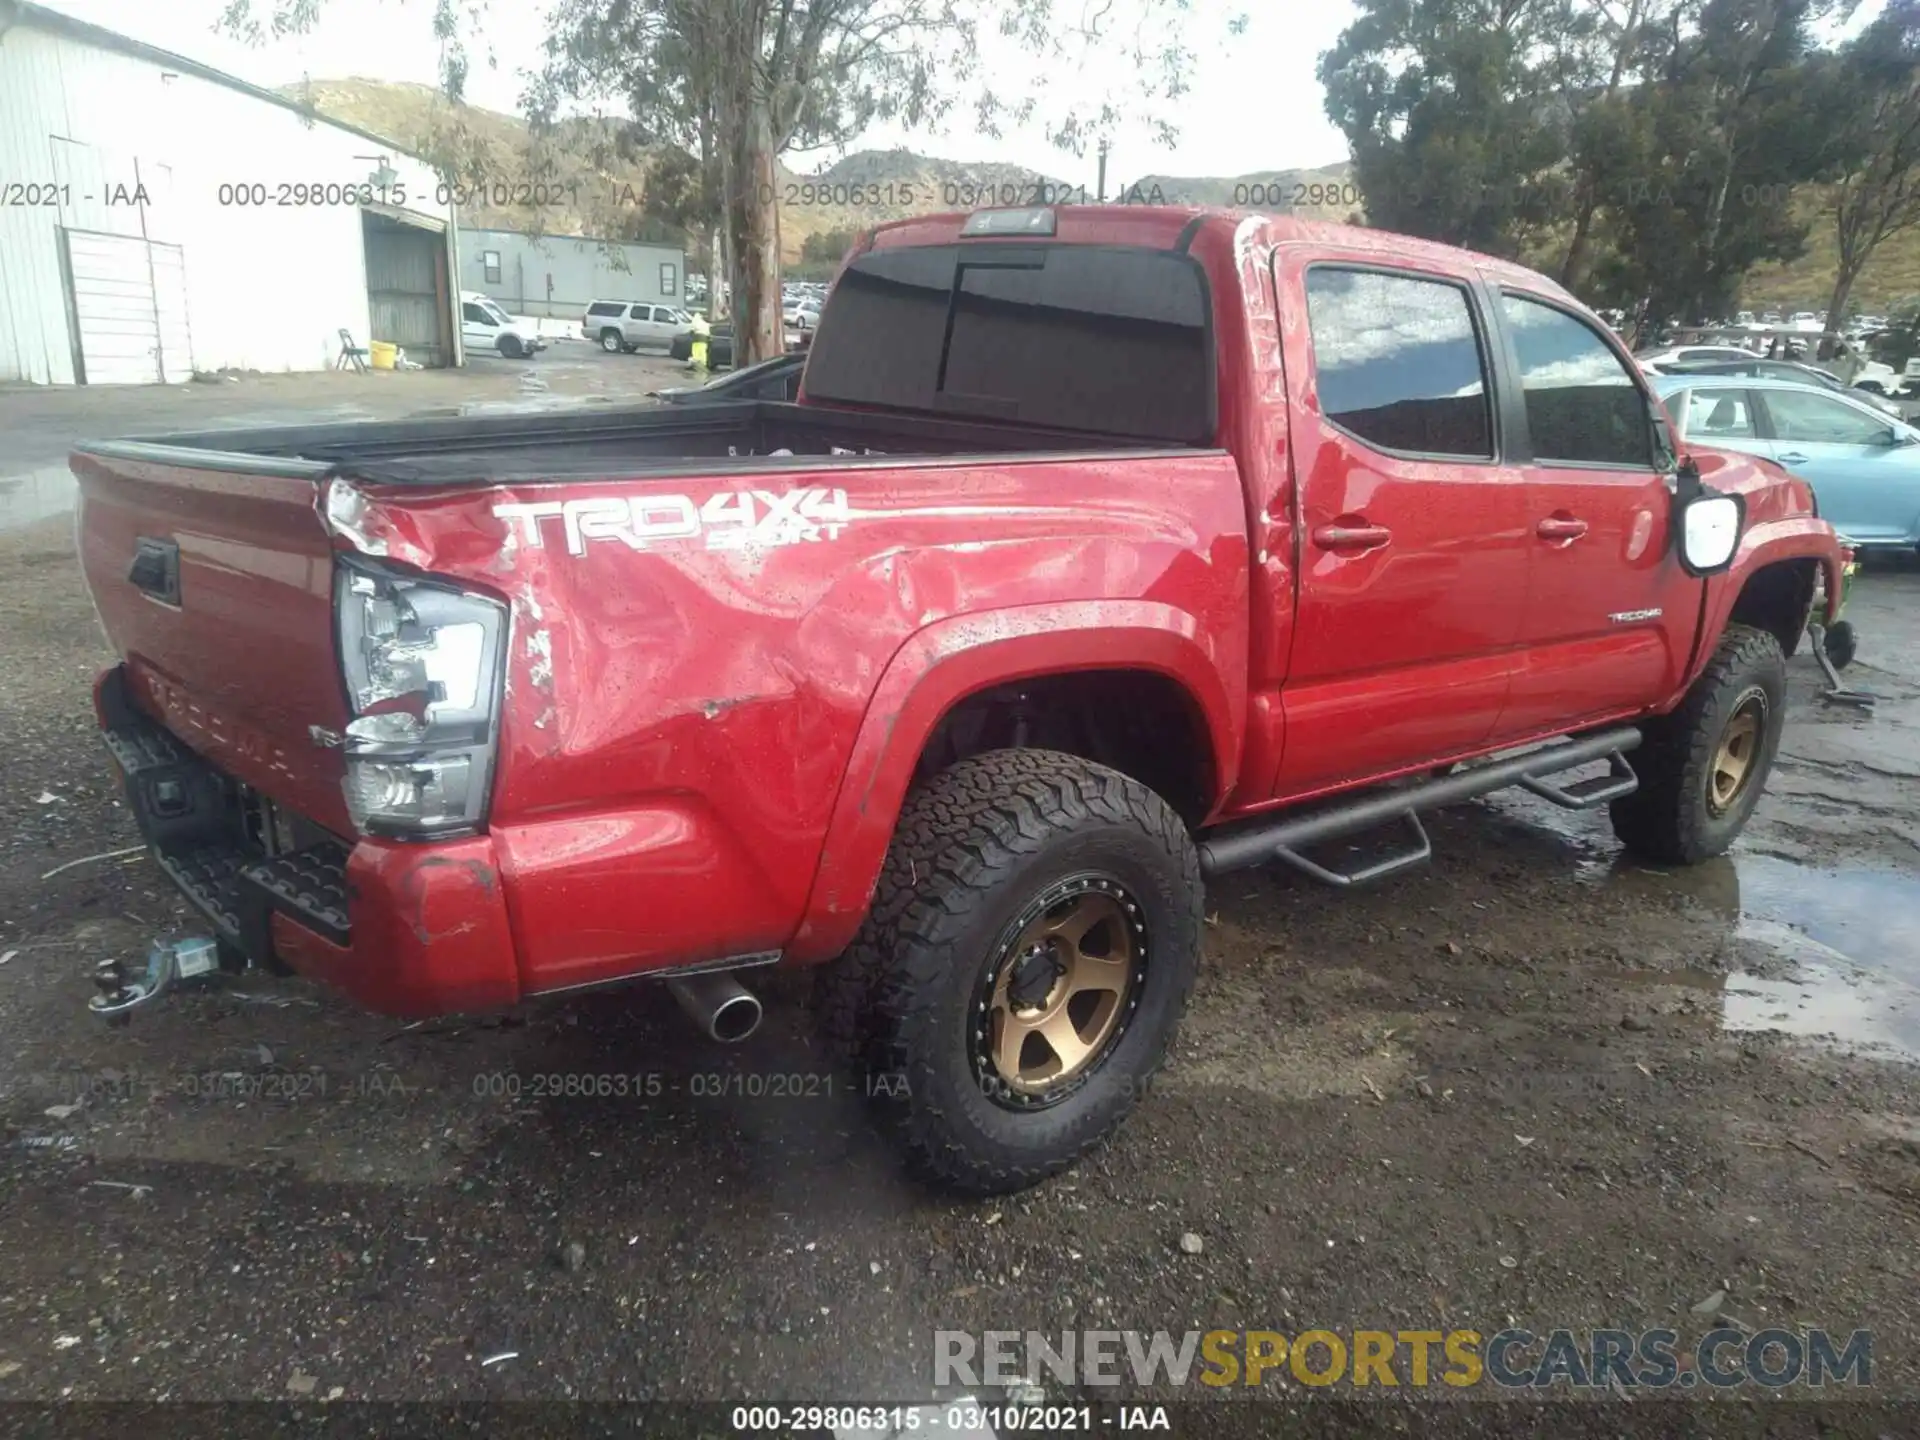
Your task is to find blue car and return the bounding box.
[1653,374,1920,551]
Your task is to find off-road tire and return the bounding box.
[815,749,1203,1196]
[1609,624,1786,865]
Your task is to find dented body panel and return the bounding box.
[72,207,1845,1018]
[338,452,1251,993]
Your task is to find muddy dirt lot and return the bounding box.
[1,384,1918,1421]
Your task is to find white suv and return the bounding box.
[586,301,695,353]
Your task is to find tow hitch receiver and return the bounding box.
[90,936,220,1022]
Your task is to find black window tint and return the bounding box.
[462,302,490,324]
[588,302,621,317]
[1305,268,1492,458]
[802,245,1212,442]
[1501,294,1651,466]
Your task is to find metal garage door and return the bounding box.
[62,230,194,385]
[364,218,447,366]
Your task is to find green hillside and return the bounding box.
[282,78,1915,312]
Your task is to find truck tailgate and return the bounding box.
[73,447,354,834]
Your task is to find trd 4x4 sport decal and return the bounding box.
[494,487,852,557]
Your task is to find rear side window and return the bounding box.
[1685,389,1758,439]
[1500,294,1652,466]
[802,244,1213,442]
[588,301,623,317]
[1304,268,1492,458]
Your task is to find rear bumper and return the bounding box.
[94,666,520,1018]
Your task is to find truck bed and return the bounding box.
[76,398,1204,486]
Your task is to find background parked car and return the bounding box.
[584,301,695,353]
[668,323,807,368]
[461,292,547,359]
[1635,343,1762,372]
[1662,357,1903,415]
[1655,374,1920,550]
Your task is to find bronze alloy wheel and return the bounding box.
[973,875,1147,1109]
[1708,688,1769,816]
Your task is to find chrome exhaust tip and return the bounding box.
[666,972,763,1043]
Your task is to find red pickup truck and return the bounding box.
[73,205,1844,1195]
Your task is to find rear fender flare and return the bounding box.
[784,600,1238,964]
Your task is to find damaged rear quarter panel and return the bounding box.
[345,455,1249,994]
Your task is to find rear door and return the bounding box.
[630,304,667,346]
[1492,290,1699,735]
[1270,258,1531,795]
[1753,386,1919,543]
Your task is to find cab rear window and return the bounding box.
[803,244,1214,443]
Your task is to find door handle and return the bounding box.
[1535,516,1589,542]
[1311,523,1391,551]
[128,537,180,604]
[1776,451,1809,464]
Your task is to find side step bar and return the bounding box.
[1197,727,1643,886]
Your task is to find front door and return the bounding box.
[1492,290,1699,736]
[1271,258,1532,796]
[1752,387,1917,545]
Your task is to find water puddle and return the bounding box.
[1733,854,1920,970]
[1722,961,1920,1058]
[1634,853,1920,1062]
[0,465,78,531]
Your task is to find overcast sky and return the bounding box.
[48,0,1888,185]
[49,0,1357,182]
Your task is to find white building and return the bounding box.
[0,0,463,385]
[462,227,687,320]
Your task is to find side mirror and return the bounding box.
[1677,489,1745,576]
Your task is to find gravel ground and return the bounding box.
[1,373,1918,1428]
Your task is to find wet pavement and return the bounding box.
[0,345,688,532]
[1,377,1919,1411]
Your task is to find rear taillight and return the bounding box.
[333,557,506,839]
